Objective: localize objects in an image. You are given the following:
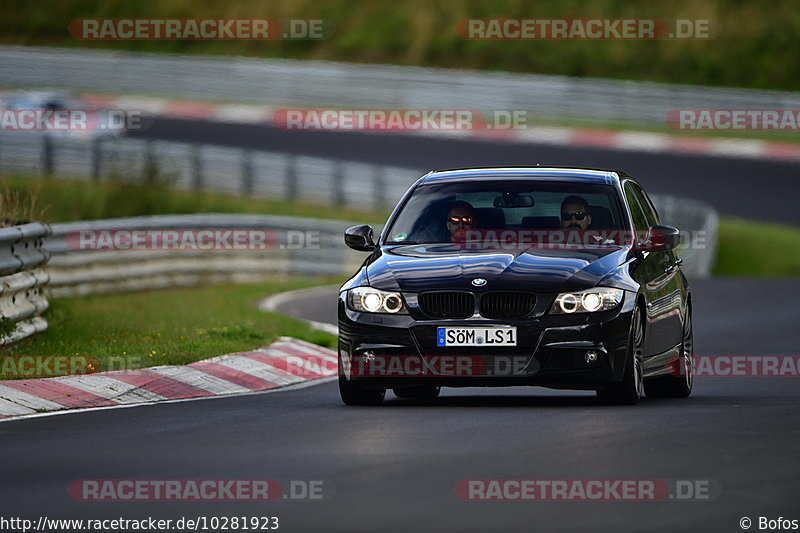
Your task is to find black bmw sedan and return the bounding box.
[338,167,693,405]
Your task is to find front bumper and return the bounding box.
[337,290,637,390]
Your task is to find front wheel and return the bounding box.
[597,305,644,405]
[339,377,385,406]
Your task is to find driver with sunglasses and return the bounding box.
[560,195,593,229]
[446,200,476,242]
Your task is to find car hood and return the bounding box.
[366,244,628,293]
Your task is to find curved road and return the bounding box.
[1,120,799,532]
[130,118,800,226]
[2,281,799,532]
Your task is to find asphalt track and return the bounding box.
[130,119,800,226]
[2,280,800,532]
[2,120,799,532]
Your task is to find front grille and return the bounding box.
[480,292,536,319]
[419,292,474,318]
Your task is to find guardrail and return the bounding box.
[45,214,368,297]
[0,131,412,213]
[651,195,718,279]
[44,197,716,299]
[0,222,51,346]
[2,45,798,126]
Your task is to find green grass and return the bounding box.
[7,174,800,280]
[713,218,800,277]
[3,278,341,377]
[0,174,387,225]
[0,0,797,91]
[1,177,798,381]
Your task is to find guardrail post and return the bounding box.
[285,155,297,202]
[91,137,102,181]
[190,145,203,190]
[0,222,52,347]
[143,140,157,181]
[332,160,345,207]
[373,165,385,212]
[241,149,253,196]
[41,134,53,177]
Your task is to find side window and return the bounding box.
[624,182,649,232]
[633,185,659,227]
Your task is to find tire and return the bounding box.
[597,305,645,405]
[393,386,441,399]
[645,306,693,398]
[339,377,385,406]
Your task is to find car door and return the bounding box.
[636,185,686,350]
[623,181,677,356]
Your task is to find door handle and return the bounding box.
[665,258,683,274]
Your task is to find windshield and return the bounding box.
[385,180,627,245]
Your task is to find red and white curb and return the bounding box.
[0,337,336,422]
[81,93,800,163]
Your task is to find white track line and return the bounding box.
[258,286,341,336]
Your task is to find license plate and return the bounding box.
[437,326,517,347]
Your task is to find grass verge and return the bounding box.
[0,174,387,225]
[0,0,797,91]
[6,173,800,282]
[713,218,800,277]
[3,278,341,378]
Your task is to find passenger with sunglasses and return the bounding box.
[446,200,476,242]
[560,195,593,229]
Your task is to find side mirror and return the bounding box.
[643,225,681,251]
[344,225,377,252]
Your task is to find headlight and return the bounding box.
[347,287,407,314]
[550,287,623,314]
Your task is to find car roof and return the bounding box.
[421,167,623,186]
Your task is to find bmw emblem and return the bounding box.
[471,278,488,287]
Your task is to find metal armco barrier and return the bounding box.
[2,45,799,126]
[651,195,718,280]
[44,198,716,300]
[0,132,414,214]
[45,214,370,297]
[0,222,51,346]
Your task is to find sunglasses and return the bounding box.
[448,216,474,224]
[561,211,588,221]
